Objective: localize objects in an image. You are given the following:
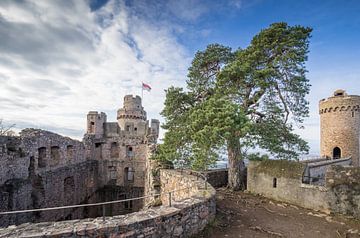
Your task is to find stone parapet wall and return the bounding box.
[204,169,228,188]
[247,161,330,213]
[0,169,216,237]
[160,169,205,205]
[248,160,360,219]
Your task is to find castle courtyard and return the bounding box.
[203,188,360,238]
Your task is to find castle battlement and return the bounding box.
[319,90,360,114]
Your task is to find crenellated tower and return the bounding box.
[319,89,360,166]
[117,95,148,136]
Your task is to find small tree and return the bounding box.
[154,23,312,190]
[0,119,16,136]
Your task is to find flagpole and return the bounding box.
[141,82,143,99]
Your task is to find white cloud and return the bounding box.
[0,0,190,139]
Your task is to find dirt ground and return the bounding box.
[200,188,360,238]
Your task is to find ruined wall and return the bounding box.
[247,160,330,213]
[319,90,360,166]
[0,169,216,238]
[1,95,160,228]
[0,136,28,184]
[0,130,102,227]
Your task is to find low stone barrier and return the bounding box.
[248,160,360,219]
[0,169,216,238]
[204,169,228,188]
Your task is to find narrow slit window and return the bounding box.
[273,178,277,188]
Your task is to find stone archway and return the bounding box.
[333,147,341,159]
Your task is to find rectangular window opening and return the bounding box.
[273,178,277,188]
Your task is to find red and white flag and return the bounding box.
[142,82,151,92]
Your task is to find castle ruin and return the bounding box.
[0,95,160,227]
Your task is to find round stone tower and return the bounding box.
[117,95,147,131]
[319,89,360,166]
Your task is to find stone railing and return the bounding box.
[0,169,216,238]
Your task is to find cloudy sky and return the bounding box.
[0,0,359,154]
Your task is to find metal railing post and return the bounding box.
[168,192,172,207]
[102,204,105,221]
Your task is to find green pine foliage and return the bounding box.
[153,22,312,189]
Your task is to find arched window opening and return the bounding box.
[51,146,60,165]
[38,147,47,168]
[29,156,35,176]
[126,125,131,132]
[110,142,119,158]
[90,121,95,133]
[64,176,75,205]
[126,146,134,157]
[333,147,341,159]
[66,145,74,159]
[124,167,134,182]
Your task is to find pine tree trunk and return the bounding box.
[227,138,246,191]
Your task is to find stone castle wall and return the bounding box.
[247,160,330,212]
[0,130,101,227]
[0,169,216,238]
[248,160,360,218]
[319,91,360,166]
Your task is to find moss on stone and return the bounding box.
[252,159,305,179]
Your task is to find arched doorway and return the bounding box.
[333,147,341,159]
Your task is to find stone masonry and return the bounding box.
[319,89,360,166]
[0,95,160,227]
[0,169,216,238]
[248,160,360,219]
[0,129,100,227]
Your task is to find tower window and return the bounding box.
[126,146,134,157]
[124,167,134,182]
[352,111,355,117]
[126,125,131,132]
[333,147,341,159]
[90,121,95,133]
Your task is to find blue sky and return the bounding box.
[0,0,359,155]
